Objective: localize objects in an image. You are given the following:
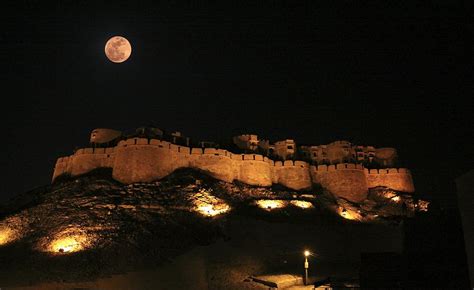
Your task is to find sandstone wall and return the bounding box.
[111,141,276,188]
[112,138,196,184]
[189,148,235,183]
[52,138,415,198]
[311,164,368,202]
[52,156,70,181]
[52,147,115,181]
[238,154,272,187]
[274,160,312,190]
[71,148,115,176]
[365,168,415,193]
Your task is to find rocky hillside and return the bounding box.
[0,168,427,288]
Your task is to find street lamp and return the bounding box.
[304,250,310,285]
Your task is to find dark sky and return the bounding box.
[1,1,472,206]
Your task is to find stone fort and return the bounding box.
[52,128,415,202]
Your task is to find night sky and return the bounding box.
[1,1,472,206]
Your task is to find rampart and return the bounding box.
[52,138,415,202]
[52,147,115,181]
[365,168,415,193]
[310,164,368,202]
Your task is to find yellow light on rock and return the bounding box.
[51,236,86,253]
[196,203,230,217]
[339,207,361,221]
[290,200,313,209]
[0,227,15,245]
[0,216,25,246]
[256,200,286,211]
[44,228,95,254]
[193,189,230,217]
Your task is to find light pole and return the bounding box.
[304,250,310,285]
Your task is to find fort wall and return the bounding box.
[113,144,167,183]
[274,160,312,190]
[52,157,70,180]
[52,137,416,202]
[52,147,116,180]
[365,168,415,193]
[238,156,272,187]
[311,164,368,202]
[189,150,236,183]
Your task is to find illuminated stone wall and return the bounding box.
[237,155,272,187]
[365,168,415,193]
[273,160,312,190]
[189,148,236,183]
[113,140,169,183]
[52,137,415,202]
[52,148,115,180]
[311,164,368,202]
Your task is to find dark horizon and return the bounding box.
[1,2,472,207]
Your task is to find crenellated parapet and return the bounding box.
[53,136,415,202]
[365,168,415,193]
[310,164,368,202]
[52,147,116,181]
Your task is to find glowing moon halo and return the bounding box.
[104,36,132,63]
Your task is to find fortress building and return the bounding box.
[52,128,415,202]
[299,142,398,167]
[233,134,259,151]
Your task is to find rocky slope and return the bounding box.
[0,168,427,287]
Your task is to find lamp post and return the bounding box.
[304,250,310,285]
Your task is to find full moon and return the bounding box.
[104,36,132,63]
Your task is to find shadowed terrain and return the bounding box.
[0,168,417,289]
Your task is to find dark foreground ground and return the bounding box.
[0,169,468,289]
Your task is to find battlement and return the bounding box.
[311,163,365,171]
[74,147,116,155]
[366,168,410,174]
[53,133,415,203]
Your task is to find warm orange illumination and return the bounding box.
[0,216,25,246]
[45,228,94,254]
[417,200,430,212]
[256,200,286,210]
[196,203,230,217]
[290,200,313,209]
[304,250,310,257]
[51,236,86,253]
[382,190,404,203]
[339,207,361,221]
[192,190,230,217]
[0,227,15,245]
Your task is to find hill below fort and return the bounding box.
[0,169,427,289]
